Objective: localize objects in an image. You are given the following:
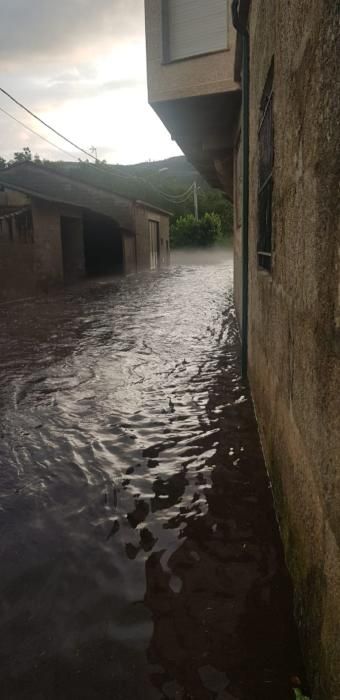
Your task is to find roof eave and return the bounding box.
[135,199,173,217]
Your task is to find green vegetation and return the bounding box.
[0,146,41,167]
[293,689,311,700]
[124,157,233,246]
[0,151,233,247]
[171,212,226,248]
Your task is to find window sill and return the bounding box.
[257,267,273,280]
[161,47,230,67]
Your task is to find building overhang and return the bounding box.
[151,88,241,200]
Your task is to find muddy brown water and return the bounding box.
[0,252,305,700]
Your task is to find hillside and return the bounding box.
[1,150,233,236]
[52,156,233,234]
[124,156,203,183]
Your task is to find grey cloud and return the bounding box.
[50,67,99,83]
[0,0,152,164]
[40,75,145,106]
[0,70,145,112]
[99,77,144,91]
[0,0,144,62]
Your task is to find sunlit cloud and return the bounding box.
[0,0,182,164]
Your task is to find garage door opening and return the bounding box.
[83,213,124,276]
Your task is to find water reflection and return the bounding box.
[0,252,304,699]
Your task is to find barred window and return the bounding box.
[258,61,274,271]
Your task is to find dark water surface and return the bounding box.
[0,253,304,699]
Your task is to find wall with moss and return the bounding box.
[246,1,340,697]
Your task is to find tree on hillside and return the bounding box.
[12,147,33,163]
[0,150,45,168]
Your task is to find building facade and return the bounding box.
[0,162,171,301]
[145,1,340,697]
[145,0,240,198]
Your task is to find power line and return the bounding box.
[0,105,78,162]
[77,156,194,203]
[154,182,195,200]
[0,86,198,204]
[0,87,96,162]
[84,158,196,202]
[88,161,195,203]
[143,181,195,203]
[0,104,195,204]
[0,101,196,205]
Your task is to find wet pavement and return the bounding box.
[0,251,304,699]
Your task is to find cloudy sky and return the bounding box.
[0,0,182,164]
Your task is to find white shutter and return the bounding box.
[168,0,228,62]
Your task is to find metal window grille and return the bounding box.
[258,62,274,271]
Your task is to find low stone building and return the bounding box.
[145,1,340,697]
[0,162,171,301]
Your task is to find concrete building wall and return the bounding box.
[0,208,36,302]
[32,200,87,290]
[60,215,85,281]
[242,2,340,697]
[135,205,151,271]
[31,199,64,291]
[0,190,30,208]
[123,233,137,274]
[0,191,171,300]
[158,214,171,266]
[145,0,237,104]
[0,198,87,300]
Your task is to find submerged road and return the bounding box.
[0,251,304,700]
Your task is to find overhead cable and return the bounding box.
[0,105,78,162]
[0,87,198,203]
[0,87,96,162]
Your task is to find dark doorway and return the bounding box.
[83,213,124,276]
[60,216,85,282]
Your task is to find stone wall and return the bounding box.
[244,1,340,697]
[233,116,243,329]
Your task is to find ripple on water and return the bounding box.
[0,256,306,699]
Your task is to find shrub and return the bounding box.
[170,212,226,248]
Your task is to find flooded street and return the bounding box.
[0,252,303,699]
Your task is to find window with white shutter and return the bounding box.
[163,0,228,62]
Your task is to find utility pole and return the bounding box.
[193,180,199,220]
[90,145,98,161]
